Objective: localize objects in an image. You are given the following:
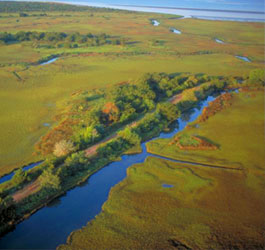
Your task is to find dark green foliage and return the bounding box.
[157,103,180,122]
[74,126,100,149]
[19,12,28,17]
[0,31,116,47]
[0,32,15,43]
[118,127,141,146]
[108,82,156,116]
[132,112,167,140]
[11,168,28,187]
[97,138,129,159]
[194,80,226,101]
[59,152,90,178]
[39,166,61,190]
[176,100,196,112]
[0,196,16,225]
[17,186,59,215]
[139,72,201,100]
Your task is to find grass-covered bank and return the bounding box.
[58,87,264,250]
[147,90,265,173]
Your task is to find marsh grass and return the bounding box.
[178,133,200,147]
[58,90,265,250]
[147,91,264,172]
[0,8,263,176]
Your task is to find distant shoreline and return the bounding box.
[5,0,265,22]
[111,4,264,15]
[6,0,264,14]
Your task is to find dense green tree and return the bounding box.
[12,168,28,186]
[0,31,118,47]
[97,138,126,158]
[0,196,16,224]
[118,127,141,145]
[119,104,137,122]
[157,103,180,122]
[74,126,99,146]
[0,32,15,43]
[39,167,61,190]
[19,12,28,17]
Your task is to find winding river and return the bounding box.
[0,94,222,249]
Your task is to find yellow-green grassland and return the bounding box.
[0,1,264,249]
[0,5,264,176]
[59,89,265,250]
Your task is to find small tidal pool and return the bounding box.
[40,57,58,66]
[170,28,182,34]
[151,19,160,26]
[235,55,251,62]
[215,38,225,44]
[162,184,174,188]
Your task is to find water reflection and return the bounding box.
[0,94,223,249]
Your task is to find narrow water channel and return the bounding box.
[235,55,251,62]
[0,162,42,185]
[40,57,58,66]
[215,38,225,44]
[0,95,218,249]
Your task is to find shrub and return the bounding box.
[19,12,28,17]
[53,140,75,157]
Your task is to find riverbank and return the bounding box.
[0,75,238,246]
[147,89,265,169]
[1,72,263,248]
[58,88,265,250]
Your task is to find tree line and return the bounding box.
[0,31,126,47]
[35,72,227,156]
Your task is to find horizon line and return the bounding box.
[112,4,265,14]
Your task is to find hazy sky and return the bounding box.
[49,0,264,11]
